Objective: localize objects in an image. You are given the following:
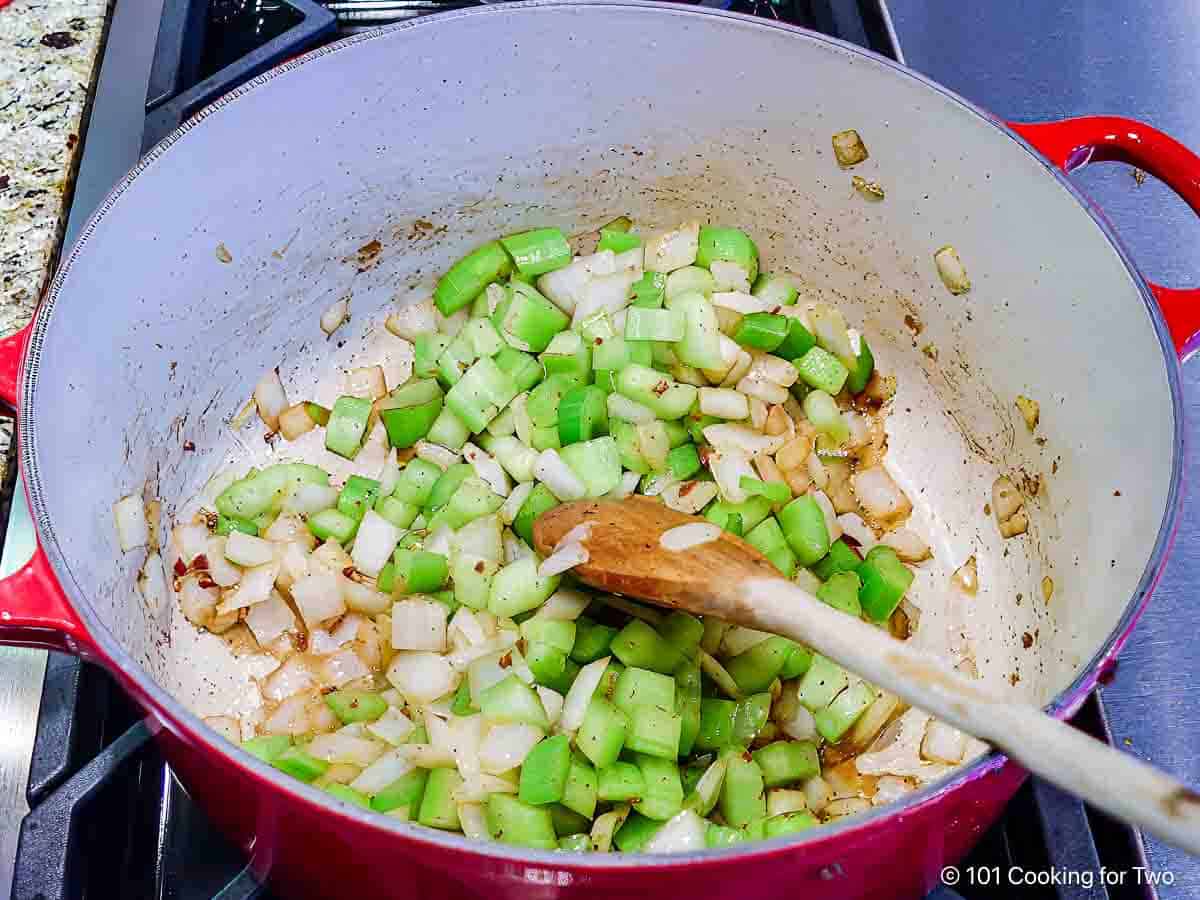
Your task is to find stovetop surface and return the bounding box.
[6,1,1200,898]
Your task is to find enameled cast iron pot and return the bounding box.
[1,4,1198,897]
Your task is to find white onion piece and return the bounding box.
[837,513,876,552]
[852,466,912,523]
[736,374,789,406]
[537,686,564,727]
[708,448,757,504]
[367,706,415,746]
[320,298,350,336]
[463,442,511,497]
[721,349,754,389]
[290,570,346,626]
[219,560,279,613]
[424,523,453,558]
[560,657,609,732]
[539,543,588,577]
[456,803,488,840]
[113,495,150,552]
[398,743,456,769]
[463,644,522,699]
[533,588,591,622]
[262,655,317,702]
[262,693,316,735]
[881,527,931,562]
[391,598,449,652]
[710,260,751,293]
[572,268,640,327]
[415,440,461,471]
[698,387,749,420]
[921,720,967,764]
[537,257,590,315]
[872,776,916,806]
[662,480,719,515]
[136,552,169,615]
[703,423,786,457]
[322,646,372,687]
[179,578,219,627]
[309,613,362,655]
[934,245,971,295]
[806,452,828,490]
[377,448,401,498]
[776,691,818,741]
[478,723,544,774]
[711,291,771,315]
[812,491,843,542]
[803,775,833,814]
[502,530,532,565]
[645,809,707,854]
[204,715,240,743]
[643,222,699,273]
[747,352,799,388]
[253,368,289,431]
[640,472,677,498]
[202,537,242,587]
[386,297,437,341]
[607,392,657,424]
[449,607,488,646]
[282,483,339,516]
[534,449,587,501]
[308,732,386,767]
[701,333,742,384]
[172,522,209,564]
[436,306,469,337]
[263,513,311,546]
[350,510,401,578]
[748,396,768,430]
[826,797,873,819]
[767,788,809,817]
[660,523,722,552]
[722,626,773,657]
[346,365,387,401]
[350,748,414,794]
[341,577,391,615]
[387,651,459,704]
[499,481,534,526]
[604,470,642,500]
[223,531,275,567]
[245,590,297,645]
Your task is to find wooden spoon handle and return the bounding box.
[739,576,1200,855]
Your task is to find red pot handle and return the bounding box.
[1009,116,1200,359]
[0,322,96,655]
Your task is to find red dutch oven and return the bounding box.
[0,4,1198,897]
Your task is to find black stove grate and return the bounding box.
[10,2,1155,898]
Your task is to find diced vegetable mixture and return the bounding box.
[163,219,981,854]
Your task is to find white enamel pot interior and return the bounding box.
[22,0,1181,858]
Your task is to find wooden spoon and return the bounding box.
[535,496,1200,855]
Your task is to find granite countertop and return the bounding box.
[0,0,107,477]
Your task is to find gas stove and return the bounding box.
[2,2,1194,898]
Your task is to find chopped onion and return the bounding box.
[736,374,789,406]
[825,797,873,819]
[223,531,275,567]
[662,480,719,515]
[703,422,786,457]
[262,692,316,735]
[659,522,722,552]
[309,612,363,655]
[640,472,677,498]
[701,334,742,384]
[136,551,169,615]
[881,526,931,562]
[533,449,587,501]
[499,481,534,525]
[290,570,346,626]
[747,351,799,388]
[537,686,564,727]
[806,452,828,490]
[322,646,373,687]
[767,788,808,817]
[245,590,297,645]
[1015,394,1040,432]
[113,495,150,552]
[832,129,869,167]
[952,555,979,595]
[449,607,488,646]
[591,806,631,853]
[219,560,279,614]
[376,449,401,498]
[463,442,511,497]
[387,650,459,704]
[172,522,209,564]
[721,348,754,389]
[836,512,876,551]
[852,466,912,523]
[561,657,610,732]
[748,396,768,430]
[645,809,707,854]
[254,368,289,431]
[309,731,386,767]
[774,686,818,740]
[201,537,242,587]
[992,475,1023,522]
[722,626,772,657]
[922,720,967,764]
[415,440,461,470]
[478,723,544,774]
[502,530,532,565]
[873,775,915,806]
[710,259,751,293]
[707,447,757,503]
[934,244,970,295]
[643,221,699,273]
[282,483,339,516]
[350,748,414,794]
[539,542,588,577]
[321,298,350,336]
[604,470,642,500]
[367,706,415,745]
[811,491,843,542]
[262,655,317,702]
[533,588,591,621]
[350,510,401,578]
[712,291,771,315]
[179,578,219,627]
[385,296,437,341]
[607,392,657,424]
[263,513,310,547]
[391,598,449,652]
[698,387,749,420]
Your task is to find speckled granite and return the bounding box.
[0,1,107,475]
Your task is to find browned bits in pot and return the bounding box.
[215,242,233,264]
[1022,632,1034,649]
[903,314,923,336]
[173,558,187,577]
[992,476,1027,538]
[933,245,971,295]
[952,555,978,596]
[1015,395,1040,432]
[832,129,869,167]
[1042,576,1054,603]
[998,509,1029,539]
[851,175,885,200]
[183,440,196,452]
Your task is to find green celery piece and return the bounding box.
[434,241,512,315]
[425,463,473,512]
[307,508,357,544]
[337,475,381,524]
[779,644,814,680]
[675,659,703,757]
[845,336,875,394]
[665,291,723,370]
[527,373,577,427]
[707,823,743,848]
[625,307,685,342]
[426,405,471,450]
[216,463,329,520]
[719,754,766,828]
[512,483,559,546]
[445,356,519,433]
[539,656,581,697]
[500,228,571,277]
[488,557,560,618]
[705,496,772,535]
[811,538,862,580]
[562,756,598,819]
[662,419,690,448]
[521,618,577,654]
[419,768,464,830]
[614,811,664,852]
[732,692,772,746]
[493,346,544,393]
[370,768,429,813]
[803,389,849,443]
[392,458,441,506]
[598,762,646,803]
[413,332,452,379]
[479,673,550,728]
[428,477,503,531]
[571,617,618,664]
[324,783,370,808]
[734,312,789,352]
[550,803,591,837]
[216,514,257,537]
[740,477,791,505]
[451,679,477,716]
[492,280,569,352]
[376,496,418,531]
[764,811,819,838]
[660,611,703,655]
[304,402,331,427]
[752,272,798,306]
[324,689,388,724]
[665,266,716,301]
[577,697,627,768]
[858,545,915,622]
[775,318,818,361]
[558,384,608,445]
[558,833,592,852]
[778,495,830,566]
[725,635,797,695]
[624,704,683,759]
[609,619,684,674]
[633,754,684,821]
[615,364,697,421]
[272,746,329,783]
[695,698,737,751]
[393,549,449,593]
[597,227,642,254]
[796,654,850,712]
[608,419,650,475]
[559,436,621,497]
[817,571,863,617]
[814,681,876,742]
[519,734,572,805]
[325,395,373,459]
[696,226,760,282]
[540,331,591,381]
[631,271,667,308]
[241,734,292,763]
[752,740,820,787]
[795,346,850,395]
[666,443,702,480]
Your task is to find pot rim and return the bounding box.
[20,0,1184,870]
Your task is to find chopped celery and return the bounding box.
[845,336,875,394]
[337,475,380,524]
[551,802,592,837]
[778,496,830,566]
[695,698,737,751]
[775,318,817,361]
[696,226,759,283]
[665,266,716,301]
[610,619,684,674]
[614,811,664,852]
[764,811,818,838]
[426,463,473,512]
[707,823,743,847]
[625,307,685,342]
[615,364,697,420]
[666,291,723,370]
[307,508,358,544]
[273,746,329,783]
[612,666,675,715]
[719,754,766,828]
[513,483,559,545]
[796,654,850,712]
[392,458,441,506]
[325,783,370,808]
[598,763,646,803]
[559,436,621,497]
[752,741,820,787]
[795,346,849,395]
[414,333,452,379]
[558,833,592,852]
[734,312,789,352]
[633,754,683,821]
[705,496,772,535]
[216,514,257,537]
[597,227,642,254]
[814,681,876,741]
[520,734,572,805]
[817,571,863,617]
[632,271,667,309]
[779,644,814,680]
[624,704,683,759]
[371,768,429,813]
[740,477,791,505]
[562,756,598,819]
[732,692,772,746]
[427,477,503,531]
[488,557,560,618]
[242,734,292,763]
[571,618,618,663]
[666,443,702,480]
[326,395,373,459]
[558,384,608,445]
[479,674,550,728]
[726,636,797,694]
[578,697,627,769]
[216,464,329,520]
[857,545,914,622]
[425,406,471,450]
[500,228,571,277]
[541,331,591,382]
[675,659,703,756]
[324,689,387,724]
[811,538,862,580]
[393,549,449,593]
[487,793,558,849]
[445,356,519,433]
[752,273,798,306]
[434,241,512,315]
[304,402,331,427]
